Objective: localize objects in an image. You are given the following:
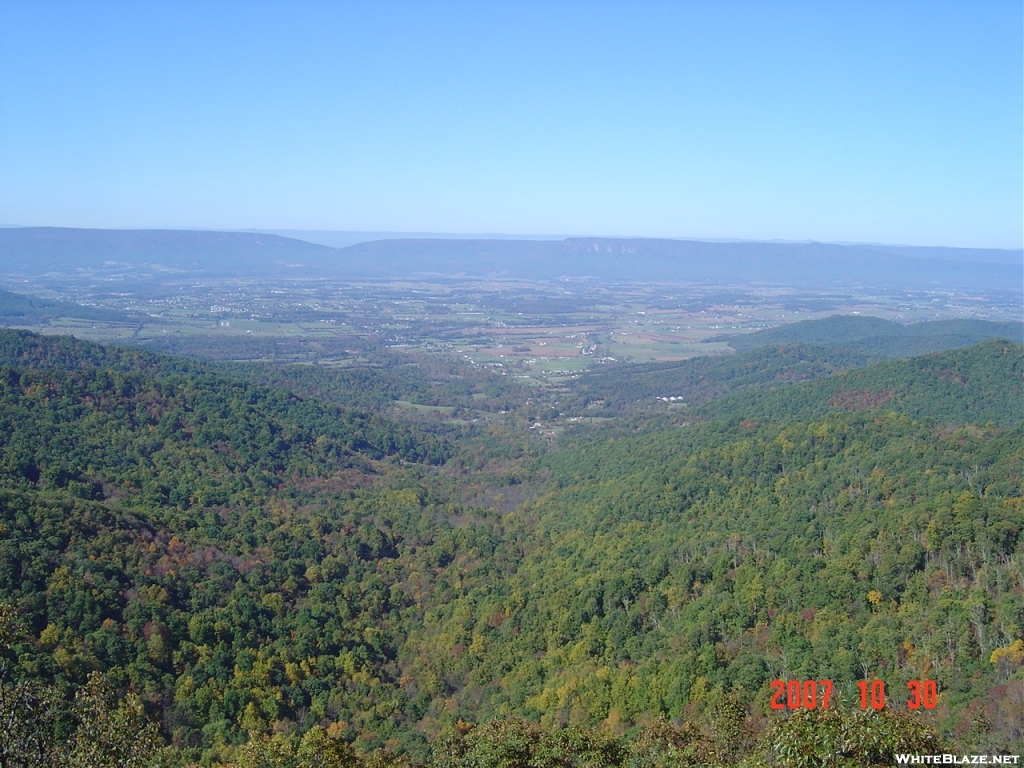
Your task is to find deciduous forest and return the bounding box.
[0,328,1020,766]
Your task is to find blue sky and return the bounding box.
[1,1,1021,247]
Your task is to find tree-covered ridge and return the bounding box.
[0,364,449,503]
[0,289,134,325]
[0,327,214,377]
[718,316,1024,355]
[698,339,1023,426]
[561,344,871,416]
[562,328,1022,420]
[0,327,528,418]
[230,355,528,415]
[0,330,465,759]
[0,329,451,483]
[400,412,1022,748]
[0,331,1020,764]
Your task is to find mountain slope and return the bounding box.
[0,333,1021,759]
[397,343,1024,749]
[697,339,1023,426]
[0,331,463,756]
[721,316,1024,355]
[400,416,1022,751]
[564,344,872,415]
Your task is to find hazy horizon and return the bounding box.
[2,2,1021,248]
[1,224,1022,256]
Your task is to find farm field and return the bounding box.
[7,275,1019,378]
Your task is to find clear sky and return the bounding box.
[1,1,1021,248]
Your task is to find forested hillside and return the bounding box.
[561,344,871,416]
[561,319,1021,418]
[698,339,1022,426]
[0,329,1021,766]
[719,316,1023,356]
[0,289,133,325]
[0,330,470,762]
[411,414,1022,738]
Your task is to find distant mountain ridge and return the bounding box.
[334,237,1021,289]
[249,229,1024,264]
[1,227,1020,290]
[0,227,339,277]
